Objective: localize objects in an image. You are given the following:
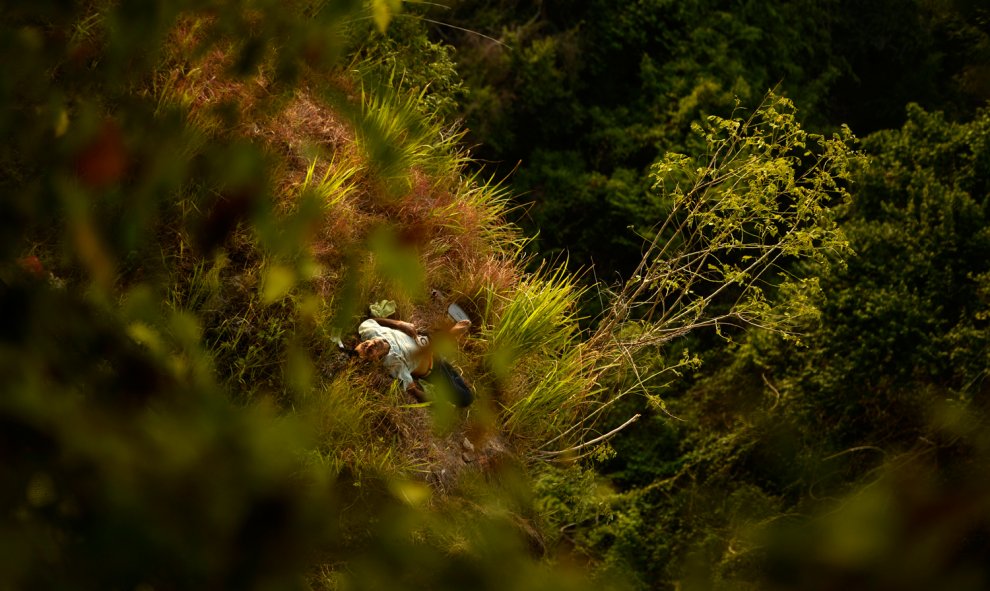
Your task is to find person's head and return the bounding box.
[355,337,390,361]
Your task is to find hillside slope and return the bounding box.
[160,20,607,487]
[0,4,607,590]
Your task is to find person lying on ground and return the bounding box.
[355,317,473,406]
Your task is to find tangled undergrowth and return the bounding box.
[154,15,606,506]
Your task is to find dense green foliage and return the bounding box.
[3,0,990,590]
[405,4,990,587]
[433,0,990,277]
[535,101,990,591]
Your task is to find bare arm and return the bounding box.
[372,317,419,340]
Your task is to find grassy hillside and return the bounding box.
[169,28,610,471]
[0,3,612,589]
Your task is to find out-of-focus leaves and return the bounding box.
[371,0,402,33]
[285,343,314,397]
[760,404,990,591]
[262,264,297,304]
[73,119,128,189]
[388,478,430,506]
[369,226,426,302]
[127,321,165,353]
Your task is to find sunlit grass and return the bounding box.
[299,154,360,209]
[355,77,469,189]
[502,346,600,442]
[441,169,525,251]
[483,264,587,365]
[480,265,600,445]
[147,17,614,477]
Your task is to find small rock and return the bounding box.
[461,437,475,452]
[462,451,475,463]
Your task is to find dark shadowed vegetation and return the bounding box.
[2,1,989,590]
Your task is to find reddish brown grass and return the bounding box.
[167,26,529,492]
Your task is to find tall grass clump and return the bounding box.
[483,265,586,364]
[502,346,599,442]
[298,154,360,209]
[425,171,524,296]
[443,170,523,249]
[298,366,426,479]
[354,79,468,190]
[482,266,599,445]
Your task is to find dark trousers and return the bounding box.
[423,359,473,407]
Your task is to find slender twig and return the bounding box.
[538,414,642,458]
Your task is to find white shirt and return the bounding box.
[358,319,429,391]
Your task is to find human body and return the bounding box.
[356,317,472,406]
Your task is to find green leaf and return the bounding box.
[370,299,396,318]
